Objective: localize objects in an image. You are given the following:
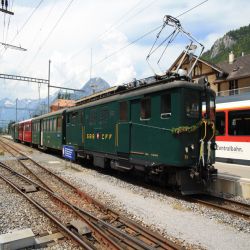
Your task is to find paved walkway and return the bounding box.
[215,162,250,180]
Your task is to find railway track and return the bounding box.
[191,195,250,220]
[0,138,181,250]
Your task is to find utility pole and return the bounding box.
[48,60,51,113]
[15,98,18,122]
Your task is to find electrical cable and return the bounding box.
[17,0,58,70]
[26,0,75,70]
[11,0,44,43]
[4,0,15,44]
[68,0,157,61]
[0,0,44,57]
[62,0,209,86]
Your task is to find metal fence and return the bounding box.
[217,86,250,97]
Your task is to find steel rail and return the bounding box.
[0,171,93,250]
[0,161,123,250]
[0,138,181,249]
[191,195,250,220]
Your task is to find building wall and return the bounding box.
[238,77,250,89]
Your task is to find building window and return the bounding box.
[119,102,128,121]
[229,80,238,95]
[161,93,171,119]
[229,110,250,135]
[216,112,225,135]
[140,98,151,120]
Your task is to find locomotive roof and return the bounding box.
[67,79,215,113]
[32,108,66,121]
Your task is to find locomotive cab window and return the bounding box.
[229,109,250,135]
[140,98,151,120]
[119,101,128,121]
[185,92,199,118]
[161,93,171,119]
[216,112,225,135]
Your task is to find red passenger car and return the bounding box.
[18,119,32,143]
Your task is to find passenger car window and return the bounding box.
[161,93,171,119]
[119,102,127,121]
[53,118,57,131]
[216,112,225,135]
[140,98,151,120]
[57,117,62,131]
[229,109,250,135]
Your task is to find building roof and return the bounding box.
[216,54,250,81]
[168,50,225,74]
[50,99,75,107]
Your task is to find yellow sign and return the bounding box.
[86,133,112,140]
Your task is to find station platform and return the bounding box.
[208,162,250,199]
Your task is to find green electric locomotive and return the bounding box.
[12,15,217,194]
[65,76,217,194]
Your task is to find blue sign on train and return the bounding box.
[62,145,75,161]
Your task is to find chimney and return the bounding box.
[229,51,234,64]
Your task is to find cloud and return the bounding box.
[99,29,137,85]
[0,0,250,100]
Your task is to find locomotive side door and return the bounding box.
[116,101,130,154]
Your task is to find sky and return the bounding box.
[0,0,250,100]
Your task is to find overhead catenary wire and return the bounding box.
[62,0,209,86]
[0,0,44,57]
[68,0,158,62]
[11,0,44,43]
[16,0,58,70]
[4,0,15,44]
[26,0,75,70]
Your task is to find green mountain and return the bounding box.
[202,24,250,64]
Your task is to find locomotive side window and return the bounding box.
[67,114,70,123]
[100,109,109,123]
[216,112,225,135]
[119,101,127,121]
[229,109,250,135]
[89,110,97,125]
[140,98,151,120]
[161,93,171,119]
[72,111,78,119]
[185,93,199,118]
